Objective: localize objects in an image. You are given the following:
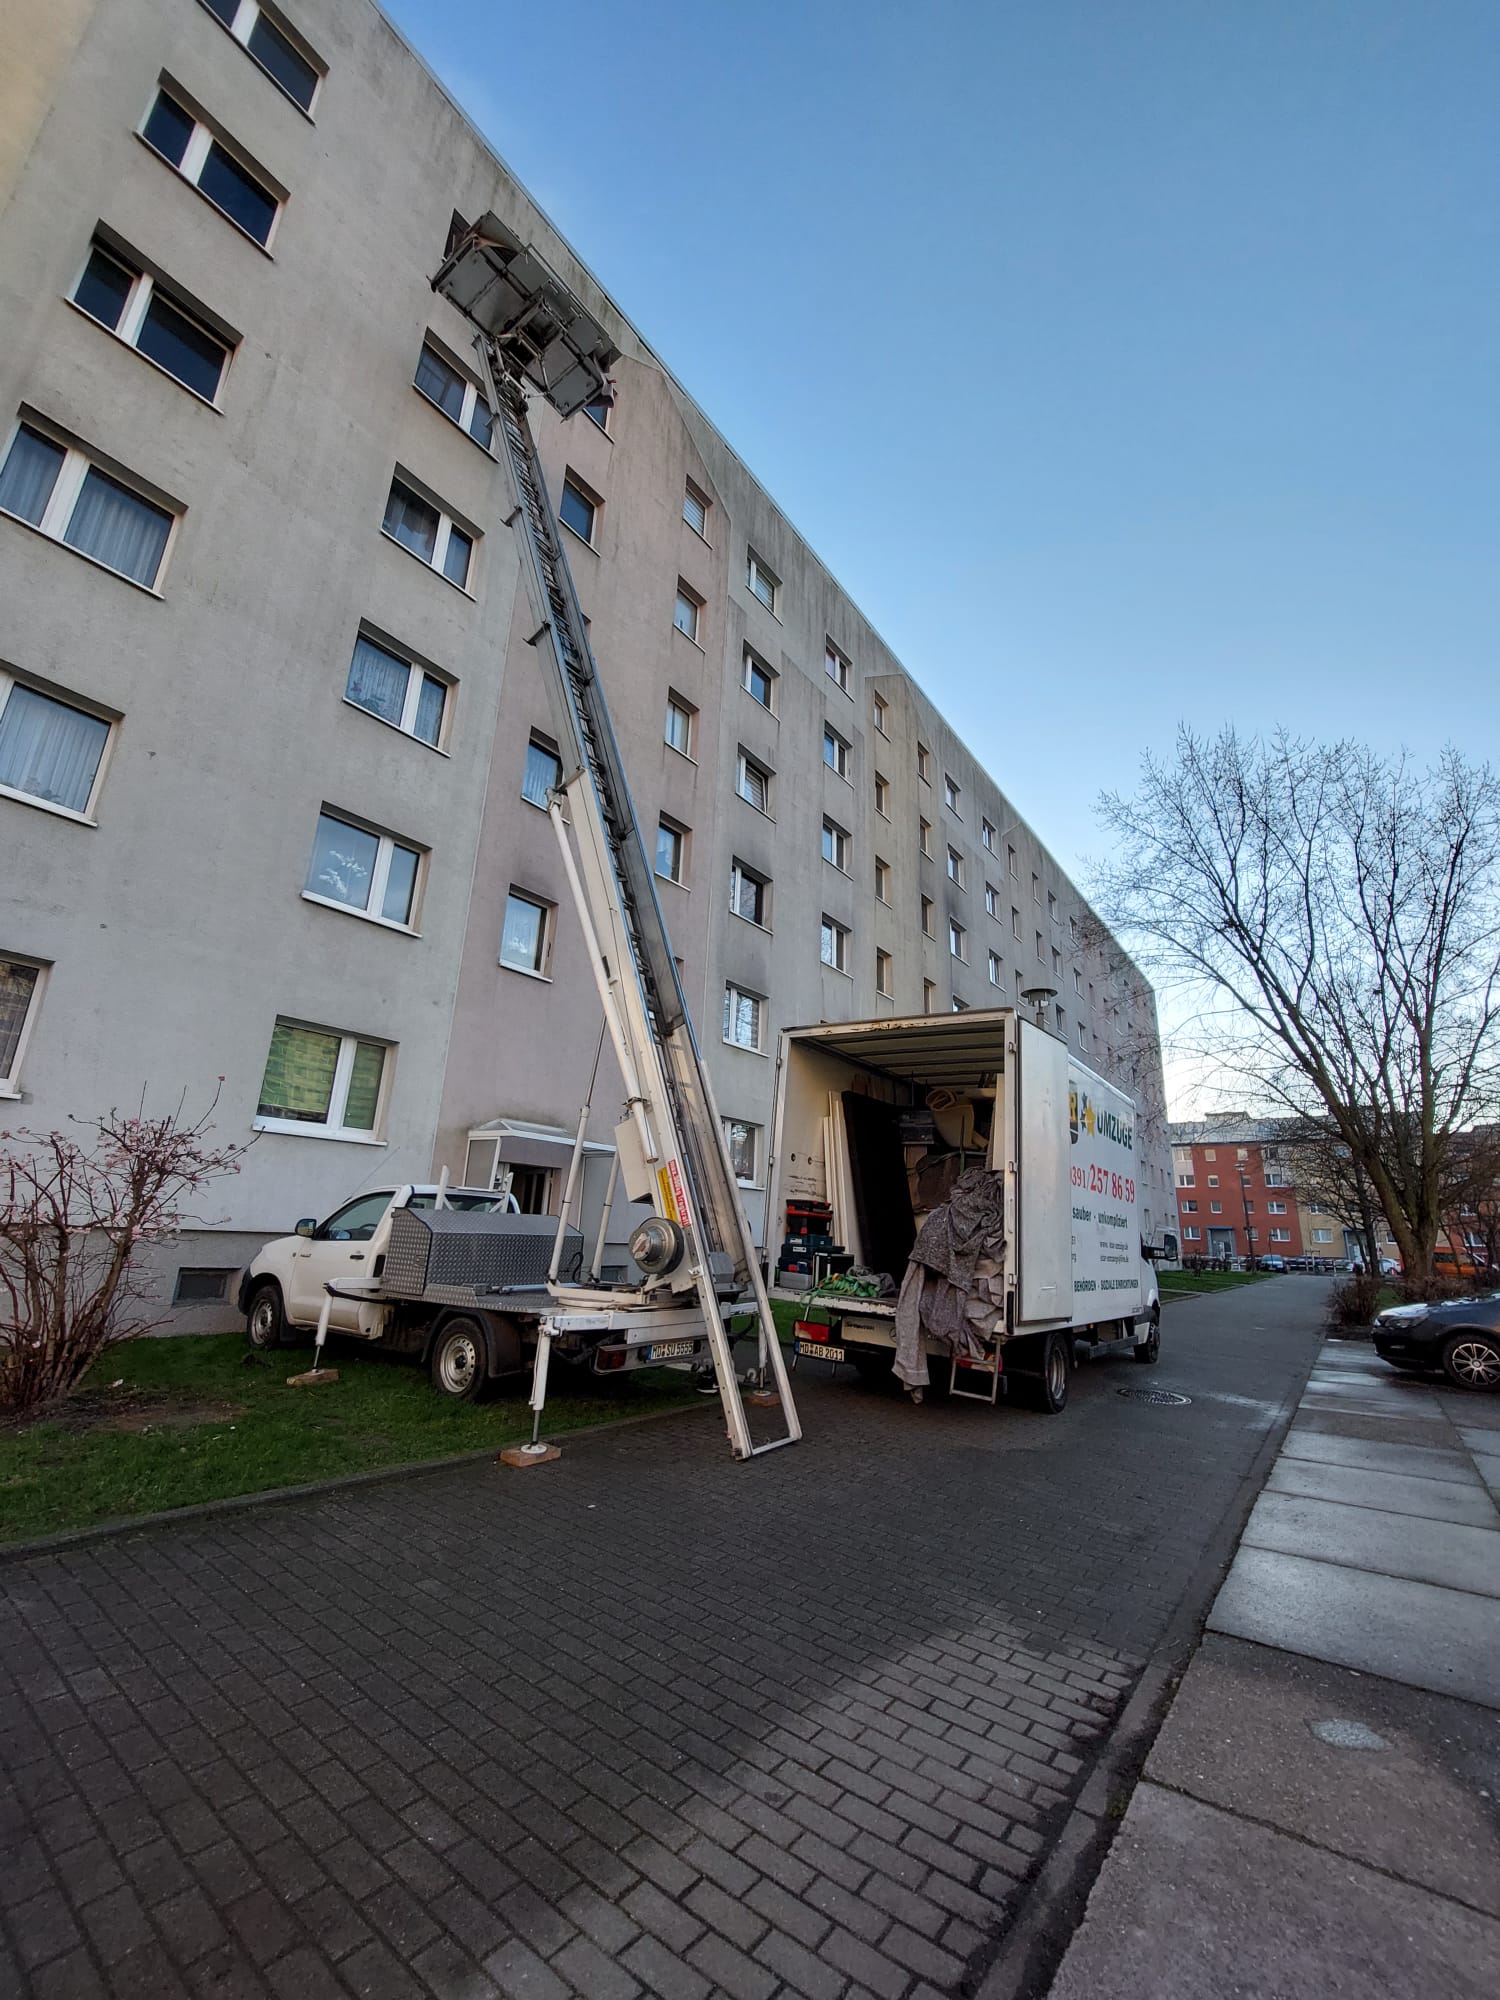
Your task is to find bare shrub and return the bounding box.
[1329,1272,1382,1328]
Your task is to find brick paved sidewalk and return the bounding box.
[0,1281,1322,1998]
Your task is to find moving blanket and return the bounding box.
[892,1166,1007,1388]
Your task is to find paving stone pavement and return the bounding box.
[0,1280,1324,1998]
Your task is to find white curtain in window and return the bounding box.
[413,675,445,744]
[64,469,171,585]
[0,685,108,812]
[346,637,409,723]
[0,427,65,525]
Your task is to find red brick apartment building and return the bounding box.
[1169,1119,1304,1263]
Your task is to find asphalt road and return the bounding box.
[0,1278,1327,1999]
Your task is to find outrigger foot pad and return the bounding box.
[288,1368,339,1387]
[498,1443,562,1469]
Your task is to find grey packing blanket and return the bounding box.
[892,1166,1007,1388]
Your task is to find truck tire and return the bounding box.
[1029,1328,1072,1414]
[1133,1312,1161,1365]
[852,1349,893,1386]
[429,1316,491,1402]
[245,1282,286,1350]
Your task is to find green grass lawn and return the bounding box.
[1158,1269,1270,1297]
[0,1331,699,1546]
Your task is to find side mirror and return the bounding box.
[294,1217,317,1239]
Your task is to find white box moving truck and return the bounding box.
[766,1008,1163,1411]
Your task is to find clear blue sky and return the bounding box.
[383,0,1498,883]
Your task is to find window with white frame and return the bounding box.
[923,980,937,1014]
[1011,906,1021,940]
[729,858,769,926]
[1036,931,1045,960]
[987,949,1001,985]
[723,982,763,1052]
[820,914,849,972]
[825,642,850,694]
[920,894,935,938]
[1181,1200,1198,1213]
[256,1019,389,1138]
[1052,946,1061,977]
[0,671,112,820]
[982,816,996,852]
[1078,1020,1086,1047]
[984,882,998,917]
[1032,872,1041,904]
[947,845,963,885]
[1048,890,1057,922]
[916,743,931,783]
[344,631,448,747]
[382,476,473,588]
[1267,1200,1288,1215]
[1312,1227,1333,1243]
[673,581,702,642]
[72,238,233,403]
[558,473,598,546]
[1270,1227,1291,1243]
[655,817,687,884]
[874,855,891,902]
[723,1117,760,1185]
[304,809,423,928]
[742,648,775,710]
[1210,1201,1222,1214]
[682,481,709,536]
[876,948,893,997]
[823,725,850,779]
[919,817,932,857]
[822,817,849,871]
[1184,1225,1200,1241]
[736,748,771,814]
[1055,1004,1066,1034]
[500,890,552,975]
[140,86,281,246]
[521,735,562,808]
[581,389,611,431]
[872,692,888,735]
[414,341,492,447]
[1177,1172,1195,1186]
[952,997,969,1013]
[0,956,47,1095]
[746,550,778,612]
[0,418,176,590]
[197,0,323,111]
[944,774,960,814]
[664,693,695,757]
[874,772,890,816]
[1007,842,1018,879]
[1074,966,1083,994]
[949,919,967,961]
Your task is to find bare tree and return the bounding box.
[0,1102,247,1416]
[1094,731,1500,1282]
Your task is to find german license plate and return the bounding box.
[647,1339,696,1361]
[798,1342,845,1362]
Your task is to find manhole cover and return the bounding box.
[1117,1387,1192,1406]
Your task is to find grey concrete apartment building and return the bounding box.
[0,0,1173,1325]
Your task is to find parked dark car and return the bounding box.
[1373,1295,1500,1390]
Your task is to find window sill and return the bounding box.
[561,521,599,556]
[665,744,697,766]
[342,696,450,755]
[500,964,553,983]
[745,592,781,625]
[822,766,852,786]
[823,859,851,877]
[66,299,228,412]
[583,411,611,439]
[252,1119,386,1145]
[380,528,476,597]
[736,797,775,823]
[0,1084,21,1100]
[723,1040,770,1059]
[0,780,99,826]
[137,134,279,258]
[414,382,497,458]
[672,628,706,654]
[821,964,853,979]
[729,912,772,935]
[655,875,689,893]
[301,892,421,937]
[0,504,167,598]
[684,520,711,547]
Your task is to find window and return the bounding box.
[919,817,932,857]
[987,950,1001,985]
[0,957,46,1094]
[736,749,771,814]
[723,983,763,1052]
[1177,1173,1195,1187]
[746,550,778,612]
[1236,1148,1248,1160]
[742,649,775,710]
[947,846,963,886]
[984,882,999,918]
[729,859,769,927]
[140,87,281,247]
[825,642,850,694]
[522,736,562,808]
[1210,1202,1223,1215]
[344,631,447,747]
[1184,1226,1200,1242]
[1268,1201,1288,1215]
[683,482,709,536]
[655,818,686,884]
[0,419,175,590]
[256,1020,388,1138]
[1055,1005,1065,1034]
[1052,946,1061,977]
[559,475,598,546]
[1036,931,1044,961]
[673,582,702,642]
[1007,843,1018,879]
[382,476,473,587]
[1207,1174,1219,1187]
[822,818,849,871]
[823,726,849,779]
[414,342,492,448]
[500,890,552,975]
[944,774,960,814]
[920,895,935,938]
[916,743,931,783]
[580,388,611,431]
[1078,1021,1086,1048]
[723,1118,760,1186]
[874,772,890,817]
[982,817,996,852]
[664,693,695,757]
[508,1165,554,1214]
[1074,967,1083,995]
[952,998,969,1013]
[1264,1168,1290,1187]
[872,693,888,736]
[1312,1228,1333,1244]
[876,948,893,998]
[0,673,111,819]
[72,239,232,402]
[1270,1228,1291,1243]
[1011,907,1021,940]
[1048,891,1057,922]
[923,980,937,1014]
[305,809,422,928]
[198,1,322,112]
[173,1266,236,1304]
[1181,1200,1198,1213]
[874,856,891,902]
[1032,872,1040,905]
[1204,1149,1217,1161]
[820,915,849,972]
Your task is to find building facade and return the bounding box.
[1169,1117,1409,1268]
[2,0,1174,1327]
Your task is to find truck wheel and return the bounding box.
[1134,1313,1161,1365]
[1030,1328,1071,1414]
[245,1283,286,1350]
[852,1350,893,1386]
[430,1317,491,1402]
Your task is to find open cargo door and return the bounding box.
[1017,1019,1070,1323]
